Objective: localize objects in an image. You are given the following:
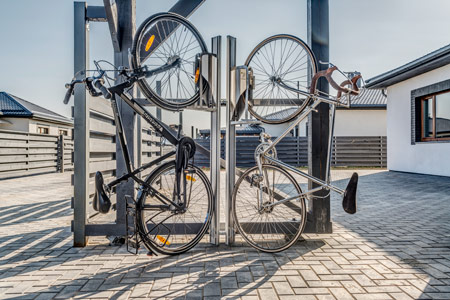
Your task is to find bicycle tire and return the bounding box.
[232,164,306,252]
[131,12,208,111]
[245,34,317,124]
[136,160,213,255]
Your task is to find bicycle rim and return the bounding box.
[131,13,208,111]
[245,34,317,124]
[233,164,306,252]
[136,161,213,255]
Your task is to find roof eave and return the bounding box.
[31,115,73,126]
[366,51,450,89]
[337,105,386,110]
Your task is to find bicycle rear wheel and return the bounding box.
[232,164,306,252]
[136,161,213,255]
[131,13,208,111]
[245,34,317,124]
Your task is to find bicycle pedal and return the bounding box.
[112,203,117,211]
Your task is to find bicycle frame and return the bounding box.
[255,85,352,209]
[102,77,186,209]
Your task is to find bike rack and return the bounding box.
[72,0,333,248]
[195,41,222,246]
[224,36,330,245]
[71,1,222,247]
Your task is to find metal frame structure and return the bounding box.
[72,0,221,247]
[73,0,332,248]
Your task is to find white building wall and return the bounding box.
[29,120,72,137]
[263,109,386,138]
[264,119,307,137]
[386,64,450,177]
[0,118,72,137]
[334,110,386,137]
[0,118,30,132]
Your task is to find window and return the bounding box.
[37,126,49,134]
[420,91,450,141]
[59,129,68,136]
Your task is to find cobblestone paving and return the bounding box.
[0,170,450,299]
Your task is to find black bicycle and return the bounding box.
[64,13,213,256]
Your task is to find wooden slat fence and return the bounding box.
[194,137,308,167]
[0,129,73,179]
[139,125,162,178]
[333,136,387,167]
[83,97,117,219]
[73,96,161,221]
[194,136,386,168]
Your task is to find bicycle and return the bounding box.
[64,13,213,256]
[232,34,361,253]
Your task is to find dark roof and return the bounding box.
[366,44,450,88]
[0,92,72,125]
[340,88,386,108]
[0,92,31,116]
[260,88,386,118]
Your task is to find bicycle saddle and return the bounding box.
[342,172,358,214]
[93,171,111,214]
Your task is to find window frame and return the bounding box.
[37,126,49,134]
[420,91,450,142]
[411,79,450,145]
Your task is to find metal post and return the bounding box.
[136,90,142,171]
[307,0,332,233]
[114,0,137,227]
[209,36,221,245]
[58,134,65,173]
[73,1,89,247]
[225,36,236,245]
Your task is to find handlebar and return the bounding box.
[63,84,74,104]
[309,66,360,96]
[63,70,111,104]
[94,79,112,99]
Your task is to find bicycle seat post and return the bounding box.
[176,124,182,139]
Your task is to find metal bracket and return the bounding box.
[125,195,140,255]
[197,53,218,109]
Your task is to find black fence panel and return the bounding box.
[194,136,386,168]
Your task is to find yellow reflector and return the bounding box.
[186,175,196,182]
[156,235,170,245]
[194,68,200,83]
[145,35,155,51]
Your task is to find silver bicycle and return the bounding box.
[232,34,361,253]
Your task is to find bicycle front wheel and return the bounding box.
[136,161,213,255]
[245,34,317,124]
[131,13,208,111]
[233,164,306,252]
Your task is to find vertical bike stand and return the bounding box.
[225,36,261,245]
[225,36,236,245]
[193,37,221,246]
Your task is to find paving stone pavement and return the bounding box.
[0,170,450,299]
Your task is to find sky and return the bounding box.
[1,0,450,131]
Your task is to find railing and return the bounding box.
[194,136,387,168]
[0,129,73,179]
